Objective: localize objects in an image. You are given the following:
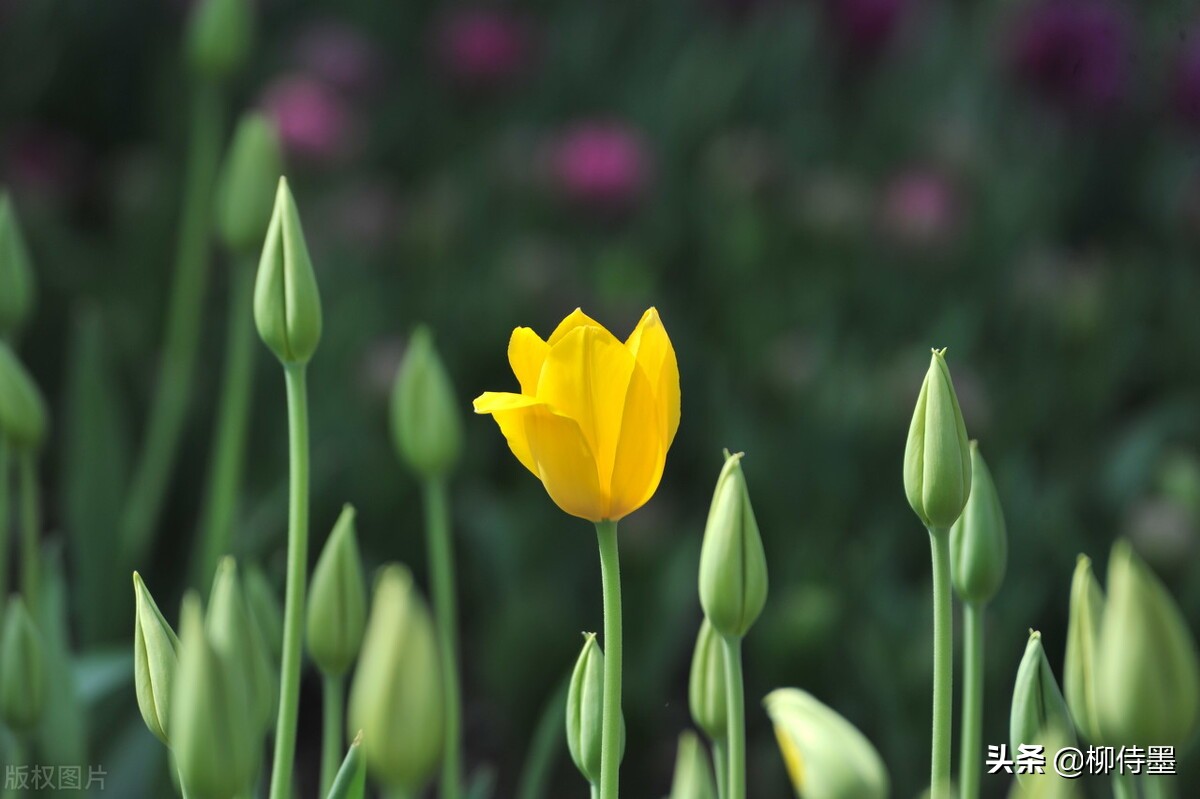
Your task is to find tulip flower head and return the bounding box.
[1010,629,1076,776]
[0,596,44,735]
[133,572,181,747]
[904,348,972,530]
[950,441,1007,605]
[667,730,717,799]
[689,618,728,741]
[473,307,680,522]
[1063,555,1104,743]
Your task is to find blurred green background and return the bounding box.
[4,0,1200,795]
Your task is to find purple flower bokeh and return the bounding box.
[260,75,356,163]
[1173,29,1200,127]
[827,0,909,56]
[293,21,381,96]
[549,121,652,210]
[879,167,960,250]
[434,8,531,88]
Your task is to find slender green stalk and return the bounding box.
[0,438,9,603]
[595,521,623,799]
[1112,773,1138,799]
[1142,775,1172,799]
[590,786,600,799]
[515,681,567,799]
[928,527,953,799]
[319,673,344,797]
[19,452,38,615]
[711,739,728,799]
[721,636,746,799]
[424,478,462,799]
[177,766,192,799]
[193,261,258,587]
[121,79,224,566]
[268,363,311,799]
[959,601,985,799]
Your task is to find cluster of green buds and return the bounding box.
[0,342,49,453]
[390,326,463,480]
[0,596,44,734]
[307,505,367,677]
[566,632,625,787]
[214,113,283,256]
[0,193,35,339]
[904,348,972,531]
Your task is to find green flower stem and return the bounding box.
[0,438,9,602]
[1111,772,1137,799]
[590,786,600,799]
[1142,775,1172,799]
[721,636,746,799]
[121,78,224,566]
[268,363,311,799]
[711,739,728,799]
[19,451,39,616]
[424,478,462,799]
[177,766,192,799]
[193,260,258,587]
[959,601,986,799]
[319,673,344,797]
[595,520,623,799]
[928,526,953,799]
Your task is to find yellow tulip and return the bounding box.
[474,307,680,522]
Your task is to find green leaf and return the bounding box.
[325,732,366,799]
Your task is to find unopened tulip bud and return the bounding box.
[950,441,1007,604]
[390,327,463,478]
[215,114,283,254]
[1010,630,1075,776]
[307,505,367,676]
[0,193,35,337]
[566,632,627,785]
[0,343,48,451]
[904,348,972,530]
[243,564,283,660]
[0,596,44,734]
[1096,540,1200,745]
[207,558,275,732]
[326,731,366,799]
[1063,555,1104,743]
[1005,726,1082,799]
[667,730,716,799]
[185,0,252,80]
[133,572,180,746]
[764,688,889,799]
[347,564,444,793]
[688,618,727,742]
[171,594,257,799]
[254,178,322,365]
[699,451,768,639]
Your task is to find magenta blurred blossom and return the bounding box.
[2,124,86,204]
[1011,0,1131,113]
[827,0,908,55]
[260,75,355,163]
[1174,30,1200,127]
[879,168,960,249]
[549,121,652,209]
[293,21,381,95]
[435,8,530,87]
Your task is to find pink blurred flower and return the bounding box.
[827,0,909,55]
[293,21,382,96]
[435,8,530,88]
[1174,29,1200,127]
[879,168,960,249]
[260,75,356,163]
[549,121,652,209]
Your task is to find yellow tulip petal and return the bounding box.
[472,392,540,475]
[548,308,608,345]
[507,327,550,395]
[607,360,665,520]
[624,307,681,446]
[524,405,607,521]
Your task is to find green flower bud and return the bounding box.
[207,558,275,733]
[185,0,252,80]
[1063,555,1104,743]
[254,177,322,365]
[764,688,889,799]
[0,193,35,337]
[950,441,1007,604]
[133,572,180,746]
[307,505,367,676]
[327,731,367,799]
[1095,539,1200,745]
[0,596,44,734]
[390,327,463,478]
[688,618,727,742]
[171,594,257,799]
[0,342,48,450]
[348,564,444,793]
[565,632,626,785]
[904,348,972,530]
[667,730,716,799]
[1004,727,1082,799]
[699,451,768,639]
[243,564,283,661]
[215,114,283,254]
[1010,630,1075,780]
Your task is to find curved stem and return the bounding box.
[319,673,344,797]
[929,526,953,799]
[424,478,462,799]
[721,636,746,799]
[959,601,985,799]
[595,521,623,799]
[0,438,9,603]
[19,451,39,615]
[194,260,258,588]
[711,739,728,799]
[121,79,223,566]
[267,363,310,799]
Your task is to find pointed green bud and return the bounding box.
[390,327,463,478]
[348,564,444,793]
[0,193,35,337]
[133,572,180,746]
[327,731,367,799]
[1010,630,1075,780]
[307,505,367,676]
[0,342,48,451]
[185,0,252,80]
[171,593,257,799]
[764,688,889,799]
[254,178,322,365]
[565,632,625,785]
[243,564,283,660]
[667,730,717,799]
[1095,539,1200,745]
[0,596,44,734]
[950,441,1007,604]
[215,114,283,254]
[1063,555,1105,743]
[207,557,275,733]
[1004,726,1082,799]
[904,348,972,530]
[688,618,727,742]
[699,451,768,639]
